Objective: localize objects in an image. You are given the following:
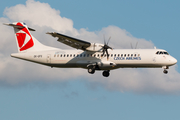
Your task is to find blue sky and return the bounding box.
[1,0,180,120]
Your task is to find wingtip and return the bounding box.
[46,32,55,34]
[28,27,35,31]
[3,23,10,26]
[46,32,58,37]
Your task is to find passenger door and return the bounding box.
[47,54,51,63]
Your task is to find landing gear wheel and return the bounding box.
[102,70,110,77]
[88,68,95,74]
[163,69,168,74]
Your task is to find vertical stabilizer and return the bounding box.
[4,22,57,52]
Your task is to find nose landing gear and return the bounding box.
[163,69,168,74]
[162,66,169,74]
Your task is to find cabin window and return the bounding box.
[97,54,100,57]
[80,54,82,57]
[84,54,86,57]
[118,54,120,57]
[77,55,79,57]
[54,55,56,57]
[124,54,126,57]
[131,54,133,57]
[104,54,106,57]
[138,54,140,57]
[67,54,69,57]
[114,54,116,57]
[121,54,123,57]
[70,54,72,57]
[128,54,130,57]
[94,54,96,57]
[134,54,136,57]
[64,54,66,57]
[57,54,59,57]
[111,54,113,57]
[87,54,89,57]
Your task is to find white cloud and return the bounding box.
[1,0,180,94]
[4,0,79,35]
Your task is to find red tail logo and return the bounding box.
[16,23,34,51]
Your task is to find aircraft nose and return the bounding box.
[170,57,177,65]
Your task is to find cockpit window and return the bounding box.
[163,52,169,55]
[156,51,169,55]
[156,51,159,54]
[159,51,163,54]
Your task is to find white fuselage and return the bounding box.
[5,22,177,77]
[11,48,177,70]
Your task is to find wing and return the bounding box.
[47,32,91,50]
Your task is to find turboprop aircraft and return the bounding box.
[4,22,177,77]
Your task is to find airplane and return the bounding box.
[4,22,177,77]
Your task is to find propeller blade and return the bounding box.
[106,45,112,50]
[131,43,133,49]
[103,34,106,45]
[135,42,138,49]
[101,35,113,60]
[105,49,109,59]
[107,36,111,45]
[101,49,105,57]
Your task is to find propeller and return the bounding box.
[101,36,113,60]
[131,42,138,49]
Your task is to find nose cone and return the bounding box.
[170,57,177,65]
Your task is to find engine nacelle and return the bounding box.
[85,43,104,52]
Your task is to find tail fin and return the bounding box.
[4,22,56,52]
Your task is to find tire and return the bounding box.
[163,70,168,74]
[102,71,110,77]
[88,68,95,74]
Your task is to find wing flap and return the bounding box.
[47,32,91,50]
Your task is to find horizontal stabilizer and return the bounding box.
[3,23,35,31]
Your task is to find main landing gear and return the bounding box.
[102,70,110,77]
[88,65,96,74]
[88,67,95,74]
[87,66,110,77]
